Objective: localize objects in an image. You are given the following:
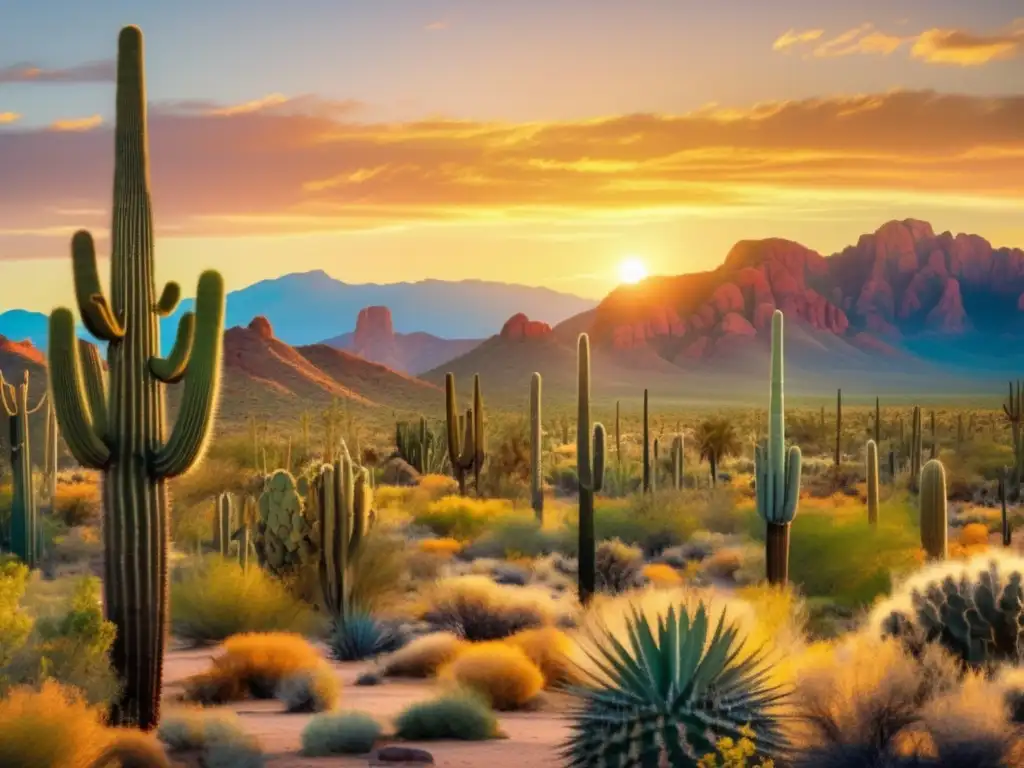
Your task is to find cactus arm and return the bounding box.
[444,373,462,464]
[576,334,592,491]
[71,230,125,342]
[26,391,47,416]
[47,308,111,469]
[0,373,15,417]
[150,271,225,479]
[782,445,802,521]
[350,468,369,558]
[149,312,195,383]
[79,341,110,440]
[155,281,181,316]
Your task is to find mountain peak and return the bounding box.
[500,313,552,341]
[0,335,44,366]
[248,316,274,340]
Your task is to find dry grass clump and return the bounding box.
[642,562,683,587]
[379,631,469,678]
[504,626,576,687]
[53,482,102,527]
[275,663,341,713]
[411,496,521,540]
[300,711,383,756]
[419,575,564,640]
[417,538,463,558]
[157,708,264,767]
[438,641,544,710]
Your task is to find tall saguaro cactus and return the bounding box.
[910,406,923,492]
[576,334,606,605]
[874,397,881,446]
[43,398,59,521]
[0,371,47,567]
[866,439,879,526]
[642,389,651,493]
[670,434,683,490]
[754,311,802,586]
[834,388,842,469]
[46,26,225,730]
[316,441,369,621]
[529,373,543,522]
[1005,381,1022,498]
[444,373,485,495]
[213,493,232,557]
[919,459,948,561]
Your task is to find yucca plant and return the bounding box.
[328,612,406,662]
[561,602,788,767]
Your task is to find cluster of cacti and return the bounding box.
[877,554,1024,669]
[754,310,802,586]
[575,334,606,605]
[395,416,437,474]
[0,371,47,567]
[444,373,486,495]
[529,373,543,522]
[45,25,227,729]
[919,459,948,560]
[315,441,370,622]
[642,389,651,493]
[866,439,879,526]
[651,437,660,492]
[670,434,683,489]
[254,470,317,574]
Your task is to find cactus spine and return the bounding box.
[444,373,485,495]
[670,435,683,490]
[576,334,605,605]
[642,389,651,493]
[0,372,46,567]
[316,441,369,620]
[46,26,226,729]
[866,439,879,526]
[529,373,543,522]
[213,493,232,557]
[754,310,802,586]
[919,459,948,560]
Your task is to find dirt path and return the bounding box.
[163,647,571,767]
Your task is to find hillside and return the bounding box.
[321,306,481,374]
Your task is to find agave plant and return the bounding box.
[561,602,788,767]
[328,612,407,662]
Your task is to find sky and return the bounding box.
[2,0,1024,313]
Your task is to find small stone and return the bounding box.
[356,670,383,686]
[373,745,435,763]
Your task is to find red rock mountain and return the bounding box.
[322,305,482,375]
[589,219,1024,368]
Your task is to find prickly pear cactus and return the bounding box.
[874,553,1024,670]
[255,470,318,574]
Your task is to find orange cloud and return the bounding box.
[0,59,115,84]
[4,90,1024,245]
[0,112,20,124]
[772,28,824,51]
[813,24,907,57]
[911,27,1024,65]
[425,20,449,31]
[49,114,103,132]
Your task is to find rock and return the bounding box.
[247,316,274,340]
[356,670,383,686]
[380,457,420,486]
[373,746,435,764]
[354,305,395,347]
[718,312,755,337]
[500,312,552,341]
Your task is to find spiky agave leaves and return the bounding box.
[560,602,789,767]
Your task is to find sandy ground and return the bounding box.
[162,647,571,767]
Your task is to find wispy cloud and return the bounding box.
[49,115,103,132]
[425,20,449,31]
[812,24,908,57]
[772,29,824,51]
[0,112,21,124]
[3,89,1024,248]
[0,59,115,84]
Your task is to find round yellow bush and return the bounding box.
[642,563,683,587]
[958,523,990,548]
[438,641,544,710]
[381,632,469,678]
[504,627,575,687]
[417,538,463,558]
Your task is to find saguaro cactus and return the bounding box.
[866,439,879,526]
[929,410,937,460]
[642,389,651,493]
[834,388,842,469]
[317,441,370,621]
[529,373,543,522]
[0,371,46,567]
[910,406,923,492]
[614,400,621,464]
[754,311,802,586]
[213,493,232,557]
[46,26,226,729]
[919,459,948,560]
[1000,467,1012,547]
[874,397,881,446]
[670,435,683,490]
[576,334,606,605]
[445,373,485,495]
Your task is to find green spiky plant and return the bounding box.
[754,310,802,586]
[576,334,606,606]
[919,459,948,561]
[46,26,226,729]
[866,439,879,527]
[212,493,232,557]
[642,389,651,493]
[444,373,485,495]
[560,602,788,766]
[254,470,315,575]
[671,434,683,490]
[0,371,46,567]
[530,372,543,522]
[395,416,441,474]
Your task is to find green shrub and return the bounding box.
[411,496,521,540]
[171,557,312,645]
[158,709,265,768]
[393,691,501,741]
[464,519,562,559]
[301,711,382,756]
[420,576,558,640]
[0,560,33,667]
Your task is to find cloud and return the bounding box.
[49,115,103,132]
[0,59,115,84]
[813,24,908,57]
[0,112,21,124]
[4,89,1024,249]
[773,29,824,51]
[425,21,449,31]
[911,27,1024,65]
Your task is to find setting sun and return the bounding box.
[619,256,648,285]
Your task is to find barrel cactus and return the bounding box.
[562,602,788,765]
[873,552,1024,670]
[255,470,317,574]
[919,459,948,560]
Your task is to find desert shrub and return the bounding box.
[504,626,575,687]
[0,560,33,667]
[48,525,103,576]
[158,708,264,768]
[301,711,382,756]
[417,537,463,557]
[345,531,408,614]
[596,538,645,594]
[327,612,407,662]
[463,518,563,559]
[182,632,322,703]
[871,551,1024,671]
[379,631,468,678]
[438,641,544,710]
[959,522,991,547]
[411,496,520,540]
[275,663,340,713]
[420,575,560,640]
[393,690,501,741]
[170,557,311,645]
[53,482,101,528]
[643,562,683,586]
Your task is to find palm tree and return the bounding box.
[695,417,741,487]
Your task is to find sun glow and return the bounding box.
[618,256,648,285]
